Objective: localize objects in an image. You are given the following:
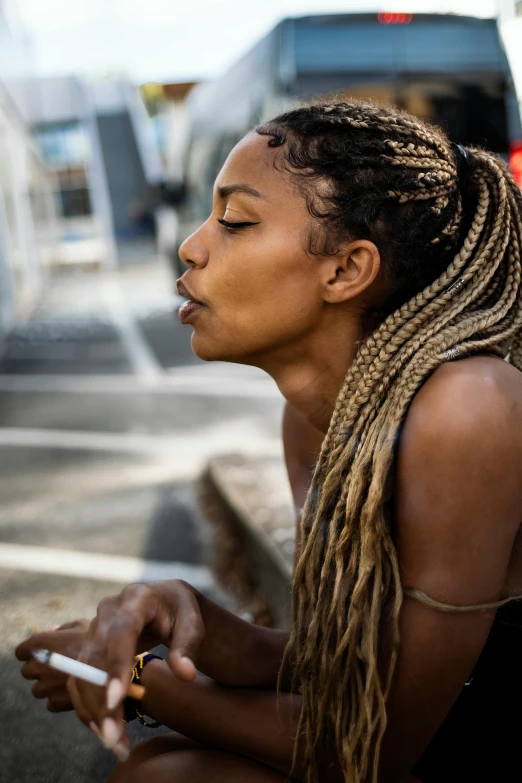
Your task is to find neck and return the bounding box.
[257,319,363,433]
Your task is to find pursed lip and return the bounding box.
[176,278,205,306]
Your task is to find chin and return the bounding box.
[190,332,246,363]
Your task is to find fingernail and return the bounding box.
[50,624,61,631]
[89,721,101,738]
[113,742,130,763]
[101,717,120,750]
[181,655,196,677]
[106,678,123,711]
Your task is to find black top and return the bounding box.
[412,601,522,781]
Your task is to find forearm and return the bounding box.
[140,662,415,783]
[176,583,292,688]
[140,660,322,781]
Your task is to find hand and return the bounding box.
[15,619,91,712]
[67,580,205,760]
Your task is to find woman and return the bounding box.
[16,101,522,783]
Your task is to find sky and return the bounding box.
[8,0,503,85]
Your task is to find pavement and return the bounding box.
[0,253,286,783]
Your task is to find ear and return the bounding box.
[321,240,381,304]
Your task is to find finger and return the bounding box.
[71,675,105,727]
[67,676,95,728]
[32,681,50,699]
[167,587,204,680]
[15,636,36,661]
[29,678,66,699]
[96,586,158,747]
[68,622,116,728]
[100,586,156,711]
[89,720,102,738]
[100,716,129,759]
[46,682,72,700]
[90,719,130,763]
[20,660,46,680]
[51,620,78,631]
[47,696,74,712]
[15,631,55,661]
[112,740,130,763]
[53,618,91,632]
[16,627,78,662]
[47,700,69,713]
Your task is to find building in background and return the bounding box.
[12,76,164,270]
[142,81,198,186]
[93,79,164,252]
[141,81,198,264]
[0,0,57,342]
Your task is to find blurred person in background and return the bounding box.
[16,99,522,783]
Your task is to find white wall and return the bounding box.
[0,7,57,332]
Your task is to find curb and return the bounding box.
[206,453,295,629]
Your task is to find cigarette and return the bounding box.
[32,649,145,701]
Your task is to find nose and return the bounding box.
[178,224,209,269]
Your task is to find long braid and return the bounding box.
[257,101,522,783]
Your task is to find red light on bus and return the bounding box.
[510,141,522,189]
[378,12,413,24]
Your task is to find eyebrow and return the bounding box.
[217,184,266,200]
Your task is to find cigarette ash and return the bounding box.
[32,649,51,664]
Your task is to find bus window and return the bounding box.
[290,15,513,153]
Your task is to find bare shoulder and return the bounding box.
[402,355,522,469]
[395,356,522,597]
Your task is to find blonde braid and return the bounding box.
[293,162,510,690]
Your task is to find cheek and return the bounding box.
[188,223,322,362]
[213,244,319,346]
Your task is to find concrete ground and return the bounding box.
[0,255,285,783]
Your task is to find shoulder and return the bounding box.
[400,355,522,479]
[394,356,522,597]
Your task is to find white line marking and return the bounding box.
[0,424,284,458]
[0,542,215,588]
[165,362,270,379]
[0,428,182,453]
[101,278,163,382]
[0,373,281,398]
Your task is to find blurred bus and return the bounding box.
[169,12,522,276]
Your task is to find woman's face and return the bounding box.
[177,132,375,366]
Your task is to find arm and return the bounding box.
[140,661,422,782]
[184,585,290,688]
[140,661,306,778]
[141,375,522,782]
[378,370,522,779]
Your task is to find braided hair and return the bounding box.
[256,101,522,783]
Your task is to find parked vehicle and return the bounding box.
[170,12,522,277]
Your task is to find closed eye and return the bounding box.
[217,218,260,230]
